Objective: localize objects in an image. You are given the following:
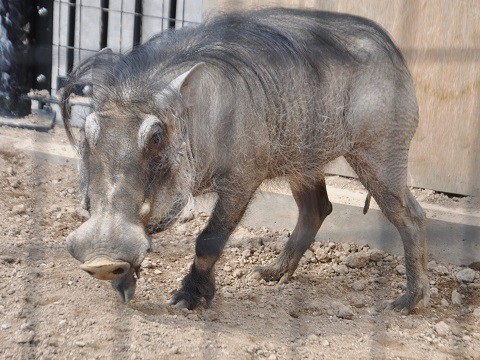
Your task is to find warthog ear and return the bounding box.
[84,112,100,146]
[155,62,205,107]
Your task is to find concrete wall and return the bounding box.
[202,0,480,196]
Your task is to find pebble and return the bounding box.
[434,265,449,275]
[328,302,354,320]
[455,268,476,283]
[17,330,35,343]
[202,309,219,322]
[395,265,406,275]
[343,253,370,268]
[430,287,439,297]
[233,269,243,278]
[315,248,331,262]
[242,249,252,259]
[451,290,461,305]
[473,308,480,317]
[12,204,27,215]
[368,249,386,262]
[441,299,449,307]
[351,280,367,291]
[20,322,31,331]
[75,341,86,347]
[1,323,11,330]
[267,354,277,360]
[322,340,330,347]
[222,290,234,298]
[434,321,450,337]
[333,264,349,275]
[169,346,180,355]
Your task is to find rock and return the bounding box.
[341,243,352,252]
[75,341,86,347]
[455,268,476,283]
[440,299,449,307]
[315,248,331,263]
[434,265,449,275]
[169,347,180,355]
[451,290,461,305]
[242,249,252,259]
[434,321,450,337]
[222,290,234,298]
[16,330,35,343]
[351,280,367,291]
[267,354,277,360]
[333,264,349,275]
[328,302,354,320]
[233,269,243,278]
[430,287,439,298]
[321,340,330,347]
[368,249,386,262]
[1,323,11,330]
[343,253,370,268]
[202,309,219,322]
[473,308,480,317]
[395,265,406,275]
[12,204,27,215]
[20,322,31,331]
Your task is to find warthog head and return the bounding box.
[63,60,204,301]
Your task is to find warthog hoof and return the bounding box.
[248,262,290,284]
[168,265,215,310]
[387,275,430,314]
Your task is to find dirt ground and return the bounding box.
[0,127,479,360]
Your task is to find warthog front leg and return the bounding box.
[249,179,332,282]
[169,180,261,309]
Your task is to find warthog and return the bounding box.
[62,8,429,313]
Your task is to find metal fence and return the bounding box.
[51,0,202,95]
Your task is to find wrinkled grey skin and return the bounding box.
[62,8,428,313]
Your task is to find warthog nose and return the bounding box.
[80,257,131,281]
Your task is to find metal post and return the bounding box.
[66,0,76,73]
[133,0,143,46]
[32,0,54,94]
[100,0,109,49]
[168,0,177,29]
[0,0,34,117]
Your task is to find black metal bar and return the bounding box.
[100,0,109,49]
[66,0,77,72]
[168,0,177,29]
[0,0,34,117]
[31,0,54,93]
[133,0,143,46]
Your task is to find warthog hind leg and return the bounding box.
[345,149,429,314]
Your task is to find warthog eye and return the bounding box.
[148,131,164,154]
[152,132,162,145]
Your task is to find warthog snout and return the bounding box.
[66,215,151,283]
[80,257,131,280]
